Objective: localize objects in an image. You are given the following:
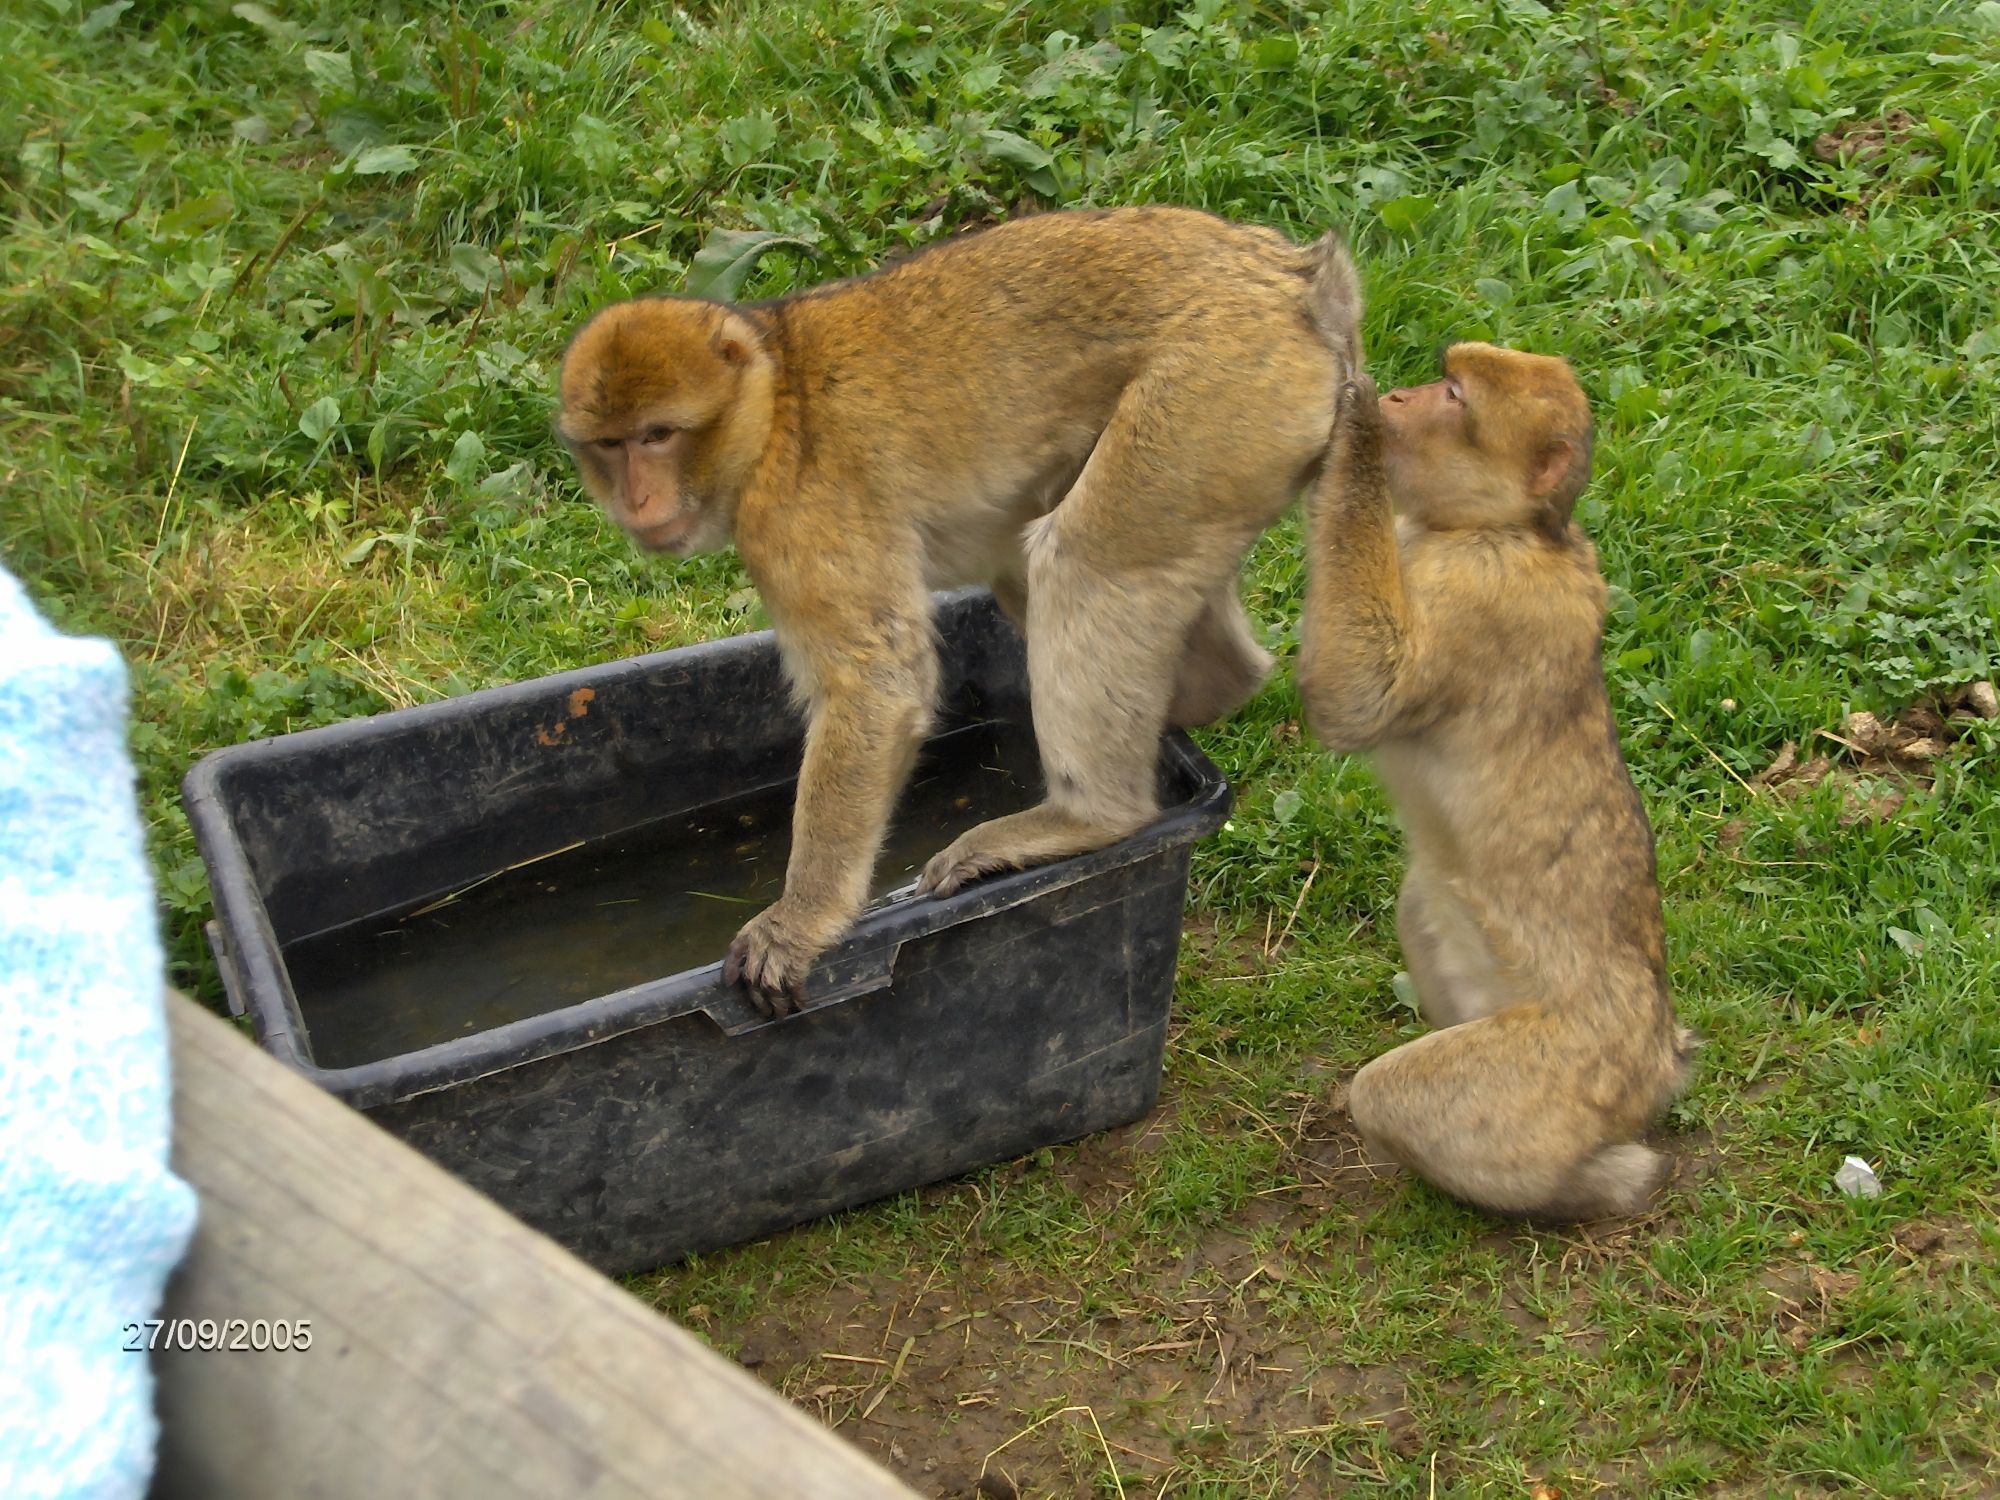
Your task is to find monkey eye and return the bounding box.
[1443,378,1465,404]
[640,424,677,445]
[594,437,623,452]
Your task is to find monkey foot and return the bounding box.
[914,838,1021,901]
[919,806,1137,900]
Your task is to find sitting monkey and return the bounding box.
[1296,341,1694,1220]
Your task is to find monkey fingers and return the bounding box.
[723,915,811,1019]
[1336,375,1382,442]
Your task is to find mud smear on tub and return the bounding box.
[284,720,1044,1068]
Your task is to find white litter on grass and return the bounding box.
[1834,1155,1883,1199]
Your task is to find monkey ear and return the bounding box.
[712,313,762,369]
[1529,439,1575,500]
[1529,437,1590,538]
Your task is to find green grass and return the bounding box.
[6,0,1998,1493]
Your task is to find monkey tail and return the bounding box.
[1549,1142,1675,1221]
[1553,1026,1695,1219]
[1305,231,1365,380]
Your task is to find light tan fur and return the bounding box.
[557,208,1362,1012]
[1296,325,1692,1220]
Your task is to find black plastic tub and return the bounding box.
[184,590,1230,1274]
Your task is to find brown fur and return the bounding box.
[1296,327,1691,1220]
[556,207,1362,1012]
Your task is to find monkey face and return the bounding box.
[1377,371,1494,524]
[556,297,775,559]
[1378,372,1466,447]
[1379,344,1593,536]
[567,423,729,556]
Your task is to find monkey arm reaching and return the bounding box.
[720,707,913,1008]
[1296,375,1441,750]
[720,674,933,1010]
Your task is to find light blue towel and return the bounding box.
[0,566,198,1500]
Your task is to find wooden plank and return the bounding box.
[151,996,916,1500]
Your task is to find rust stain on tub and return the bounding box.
[535,686,598,746]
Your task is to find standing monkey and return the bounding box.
[1297,327,1693,1219]
[557,208,1363,1013]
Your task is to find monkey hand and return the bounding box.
[1329,372,1384,478]
[723,901,830,1018]
[1336,372,1381,430]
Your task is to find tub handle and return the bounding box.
[699,934,902,1036]
[205,920,249,1019]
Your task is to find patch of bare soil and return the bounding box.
[664,1065,1754,1496]
[1889,1215,1989,1274]
[1813,109,1923,164]
[1812,110,1937,220]
[1757,1258,1862,1353]
[674,1082,1419,1497]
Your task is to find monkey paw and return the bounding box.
[1334,373,1383,459]
[914,836,1020,901]
[722,906,823,1019]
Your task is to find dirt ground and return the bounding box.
[664,1070,1725,1498]
[655,1033,1991,1498]
[686,1096,1398,1497]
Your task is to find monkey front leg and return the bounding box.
[723,681,931,1016]
[1296,376,1434,750]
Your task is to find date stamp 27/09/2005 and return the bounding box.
[122,1318,313,1352]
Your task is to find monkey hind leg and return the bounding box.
[917,534,1178,897]
[989,569,1029,633]
[1395,866,1513,1030]
[1167,581,1273,728]
[920,504,1224,899]
[1347,1012,1674,1222]
[922,348,1313,900]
